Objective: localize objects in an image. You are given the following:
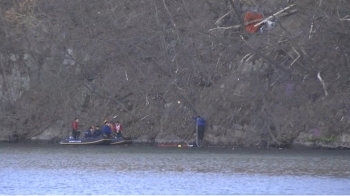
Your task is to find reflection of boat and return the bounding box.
[59,136,111,145]
[110,137,132,145]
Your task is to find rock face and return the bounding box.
[293,132,315,148]
[0,1,350,148]
[339,134,350,149]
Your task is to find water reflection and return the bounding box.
[0,144,350,194]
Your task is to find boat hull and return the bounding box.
[60,136,111,145]
[110,137,132,145]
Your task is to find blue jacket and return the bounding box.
[193,116,206,126]
[84,130,93,138]
[93,129,102,137]
[102,125,111,135]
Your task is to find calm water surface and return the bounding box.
[0,143,350,194]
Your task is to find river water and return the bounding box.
[0,143,350,195]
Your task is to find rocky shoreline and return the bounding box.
[3,135,350,150]
[3,123,350,150]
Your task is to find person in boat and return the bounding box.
[72,118,80,140]
[111,116,117,135]
[115,121,123,138]
[84,126,94,139]
[102,120,112,137]
[111,119,116,138]
[192,116,206,145]
[93,125,102,138]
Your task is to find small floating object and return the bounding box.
[157,143,193,148]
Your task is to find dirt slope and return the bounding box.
[1,0,350,148]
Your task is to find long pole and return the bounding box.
[254,4,296,27]
[195,124,199,147]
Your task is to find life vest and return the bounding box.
[244,11,264,33]
[116,124,122,132]
[111,123,116,132]
[72,121,78,131]
[109,124,114,132]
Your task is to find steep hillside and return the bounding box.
[1,0,350,148]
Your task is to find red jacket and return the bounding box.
[72,121,79,131]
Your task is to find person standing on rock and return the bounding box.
[72,118,80,140]
[192,116,206,147]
